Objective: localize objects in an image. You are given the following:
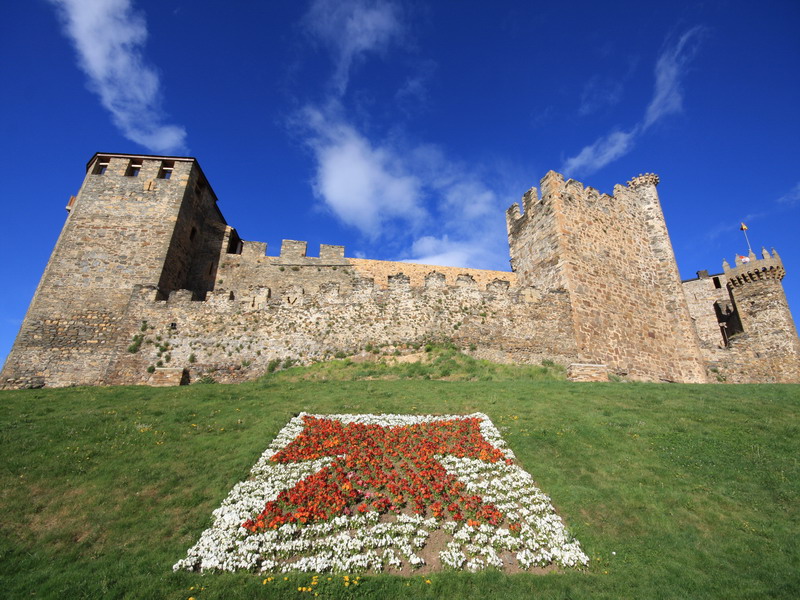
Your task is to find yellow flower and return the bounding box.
[425,579,432,584]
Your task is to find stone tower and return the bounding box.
[0,153,229,388]
[720,249,800,382]
[506,171,707,382]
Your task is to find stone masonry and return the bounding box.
[2,153,798,388]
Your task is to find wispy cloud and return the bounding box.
[643,27,704,130]
[48,0,186,153]
[562,129,637,177]
[706,181,800,242]
[395,60,436,115]
[578,76,623,117]
[777,182,800,205]
[706,211,767,242]
[562,26,704,177]
[304,0,403,97]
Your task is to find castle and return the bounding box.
[2,153,798,388]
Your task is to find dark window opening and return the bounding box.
[226,230,243,254]
[125,160,142,177]
[157,160,174,179]
[189,227,197,241]
[712,277,721,289]
[93,158,109,175]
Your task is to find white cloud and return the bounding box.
[48,0,186,154]
[404,233,508,271]
[405,236,476,268]
[301,107,425,237]
[562,27,704,177]
[304,0,403,97]
[562,129,637,178]
[297,106,510,269]
[777,182,800,206]
[297,1,509,271]
[643,27,704,130]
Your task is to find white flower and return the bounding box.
[173,413,588,573]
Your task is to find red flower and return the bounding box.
[243,416,509,533]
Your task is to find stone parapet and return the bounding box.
[723,249,785,287]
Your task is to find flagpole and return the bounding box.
[740,223,752,254]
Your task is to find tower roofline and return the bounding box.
[86,152,200,172]
[86,152,220,209]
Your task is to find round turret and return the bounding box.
[627,173,660,189]
[723,249,785,288]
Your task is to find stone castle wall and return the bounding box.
[102,274,578,386]
[507,172,707,383]
[681,251,800,383]
[1,156,197,387]
[2,153,798,388]
[682,272,732,350]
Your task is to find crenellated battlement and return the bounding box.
[164,270,517,309]
[506,170,658,233]
[627,173,660,189]
[722,248,785,287]
[2,153,797,389]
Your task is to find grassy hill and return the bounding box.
[1,351,798,599]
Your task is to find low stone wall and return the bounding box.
[567,363,609,382]
[148,367,189,386]
[102,278,580,386]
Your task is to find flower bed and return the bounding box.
[174,413,588,573]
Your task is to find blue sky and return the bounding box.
[1,0,799,366]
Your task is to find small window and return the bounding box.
[713,277,721,289]
[93,158,109,175]
[157,160,174,179]
[125,160,142,177]
[189,227,197,241]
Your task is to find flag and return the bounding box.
[740,222,748,231]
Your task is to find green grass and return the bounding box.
[270,343,566,382]
[0,358,798,599]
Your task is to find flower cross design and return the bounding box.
[243,415,507,532]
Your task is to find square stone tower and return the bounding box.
[506,171,707,383]
[0,153,229,388]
